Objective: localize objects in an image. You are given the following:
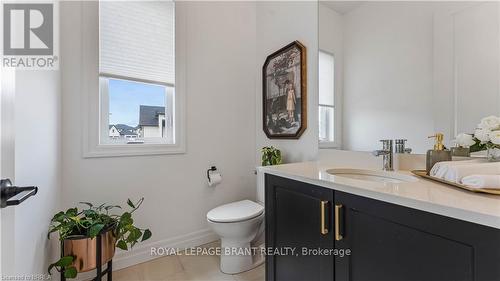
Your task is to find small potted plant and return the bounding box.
[48,198,152,279]
[261,146,283,166]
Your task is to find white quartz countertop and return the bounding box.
[257,161,500,229]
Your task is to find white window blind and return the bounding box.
[99,1,175,86]
[319,51,334,107]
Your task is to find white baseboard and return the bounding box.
[73,228,218,281]
[113,228,218,270]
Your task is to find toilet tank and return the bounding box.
[256,170,265,205]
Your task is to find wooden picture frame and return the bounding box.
[262,41,307,139]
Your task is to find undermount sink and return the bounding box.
[326,168,418,184]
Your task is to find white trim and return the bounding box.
[114,228,217,271]
[319,141,339,149]
[497,2,500,119]
[165,86,175,143]
[81,1,186,158]
[73,228,218,281]
[99,77,110,144]
[452,13,458,137]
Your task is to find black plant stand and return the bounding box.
[61,234,113,281]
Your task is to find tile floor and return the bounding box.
[113,241,264,281]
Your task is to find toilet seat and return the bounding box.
[207,200,264,223]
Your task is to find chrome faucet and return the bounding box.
[372,140,394,171]
[395,139,412,154]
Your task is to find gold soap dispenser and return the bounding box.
[426,133,452,175]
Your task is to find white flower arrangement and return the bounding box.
[473,115,500,148]
[454,133,475,148]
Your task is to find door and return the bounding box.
[335,190,500,281]
[0,68,16,276]
[265,174,334,281]
[0,68,61,278]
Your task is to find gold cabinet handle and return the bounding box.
[320,201,329,235]
[335,204,343,241]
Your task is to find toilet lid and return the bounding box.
[207,200,264,223]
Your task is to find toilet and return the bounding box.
[206,174,266,274]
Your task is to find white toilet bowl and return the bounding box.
[207,200,265,274]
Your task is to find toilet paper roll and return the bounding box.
[208,172,222,187]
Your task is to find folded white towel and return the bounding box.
[461,175,500,189]
[441,162,500,183]
[430,159,484,179]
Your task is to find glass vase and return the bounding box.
[451,147,470,157]
[487,147,500,162]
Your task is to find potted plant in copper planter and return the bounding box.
[48,198,152,279]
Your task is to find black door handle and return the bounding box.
[1,179,38,208]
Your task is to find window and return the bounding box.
[82,0,184,157]
[99,0,175,145]
[99,78,174,145]
[82,0,183,157]
[318,50,337,147]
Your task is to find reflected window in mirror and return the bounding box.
[319,50,338,148]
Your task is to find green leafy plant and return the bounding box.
[470,137,488,153]
[261,146,283,166]
[48,198,152,278]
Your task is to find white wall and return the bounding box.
[61,1,257,268]
[13,70,61,275]
[255,1,319,163]
[342,2,436,153]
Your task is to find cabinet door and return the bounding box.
[265,174,334,281]
[335,191,500,281]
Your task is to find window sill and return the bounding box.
[319,142,340,149]
[82,143,186,158]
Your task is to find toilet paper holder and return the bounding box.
[207,166,217,180]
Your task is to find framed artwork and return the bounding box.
[262,41,307,139]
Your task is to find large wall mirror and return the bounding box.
[319,1,500,154]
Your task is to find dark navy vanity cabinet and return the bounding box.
[265,174,500,281]
[265,174,335,281]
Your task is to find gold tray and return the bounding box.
[411,170,500,195]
